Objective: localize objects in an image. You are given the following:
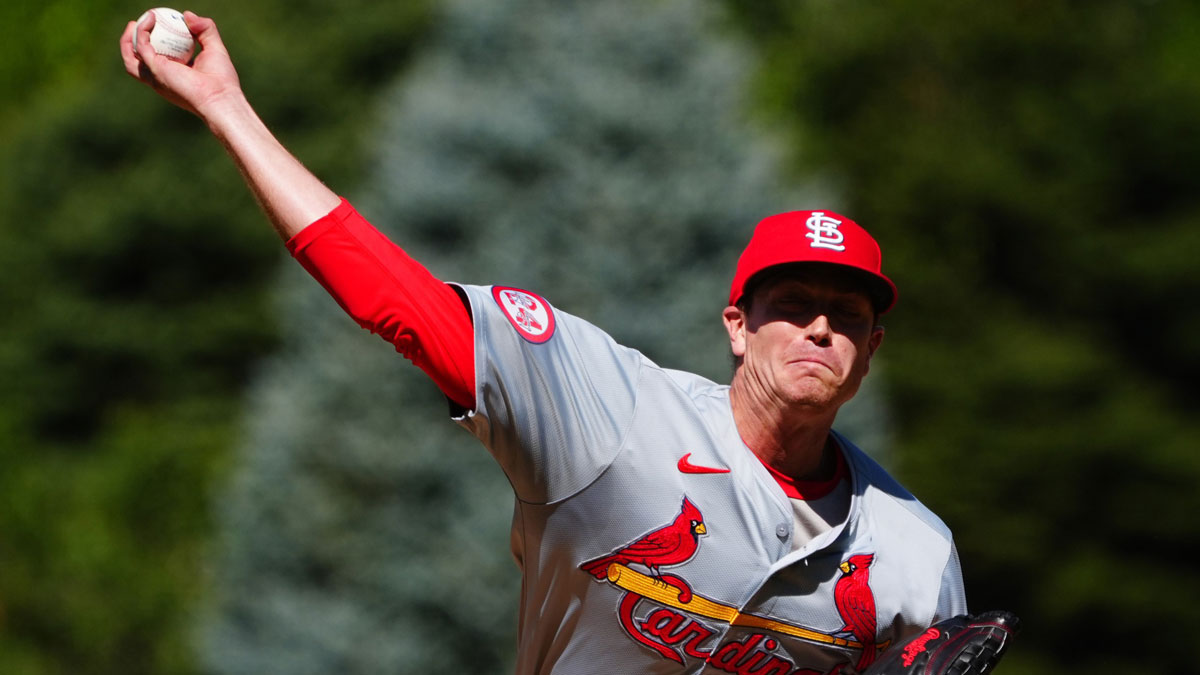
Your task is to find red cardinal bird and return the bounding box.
[580,498,707,579]
[834,553,878,672]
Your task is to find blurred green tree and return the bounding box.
[199,0,899,673]
[0,1,431,673]
[722,2,1200,674]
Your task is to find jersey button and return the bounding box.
[775,524,789,540]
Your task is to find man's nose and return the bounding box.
[805,313,833,346]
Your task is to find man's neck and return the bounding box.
[729,377,839,481]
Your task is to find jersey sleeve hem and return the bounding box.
[447,282,480,421]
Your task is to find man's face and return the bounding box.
[723,268,885,414]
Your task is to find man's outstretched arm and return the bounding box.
[120,10,339,241]
[119,10,477,409]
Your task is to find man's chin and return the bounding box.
[780,384,841,412]
[780,373,863,412]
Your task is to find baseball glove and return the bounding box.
[861,610,1020,675]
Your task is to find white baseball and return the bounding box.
[136,8,195,63]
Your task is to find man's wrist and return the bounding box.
[199,90,257,138]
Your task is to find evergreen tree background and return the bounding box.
[0,1,433,672]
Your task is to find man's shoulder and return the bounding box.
[659,367,726,397]
[838,433,954,543]
[457,283,641,356]
[457,282,730,413]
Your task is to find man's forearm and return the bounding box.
[201,92,341,241]
[122,11,340,240]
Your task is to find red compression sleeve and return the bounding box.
[286,199,476,410]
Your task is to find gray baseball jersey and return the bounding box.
[454,284,967,675]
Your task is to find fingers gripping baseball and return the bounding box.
[120,10,242,117]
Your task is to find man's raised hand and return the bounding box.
[120,10,243,119]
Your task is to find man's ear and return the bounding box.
[723,305,747,358]
[867,325,885,361]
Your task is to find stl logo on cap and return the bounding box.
[805,212,846,251]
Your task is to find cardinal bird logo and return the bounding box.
[580,497,707,580]
[833,553,879,671]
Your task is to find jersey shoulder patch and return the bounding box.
[492,286,556,344]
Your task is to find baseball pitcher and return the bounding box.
[121,10,1017,675]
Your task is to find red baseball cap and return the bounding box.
[729,210,898,313]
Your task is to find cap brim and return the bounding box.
[737,262,897,314]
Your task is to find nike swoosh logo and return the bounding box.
[678,453,731,474]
